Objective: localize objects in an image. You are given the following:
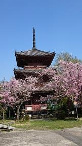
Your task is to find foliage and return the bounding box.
[0,60,82,119]
[23,114,29,121]
[46,97,74,119]
[55,52,82,65]
[55,97,74,119]
[57,61,82,104]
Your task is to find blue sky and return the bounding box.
[0,0,82,81]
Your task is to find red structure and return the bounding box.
[14,28,55,115]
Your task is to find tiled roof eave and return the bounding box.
[16,53,55,57]
[15,49,55,57]
[14,69,42,73]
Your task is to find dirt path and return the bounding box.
[56,127,82,146]
[0,128,82,146]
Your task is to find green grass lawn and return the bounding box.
[0,119,82,130]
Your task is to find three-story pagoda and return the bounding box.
[14,28,55,115]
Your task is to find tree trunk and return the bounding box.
[9,108,10,119]
[2,109,5,120]
[76,107,78,120]
[17,105,20,120]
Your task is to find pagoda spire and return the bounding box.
[33,27,36,49]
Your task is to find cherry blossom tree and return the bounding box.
[0,76,39,120]
[57,61,82,105]
[0,60,82,119]
[39,61,82,107]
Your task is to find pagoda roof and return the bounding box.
[15,48,55,57]
[14,68,42,73]
[15,28,55,68]
[15,48,55,68]
[14,68,40,79]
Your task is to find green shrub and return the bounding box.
[56,110,66,119]
[23,114,29,121]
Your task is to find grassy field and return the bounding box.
[0,119,82,130]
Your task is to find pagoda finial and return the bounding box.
[33,27,36,48]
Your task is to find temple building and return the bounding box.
[14,28,55,79]
[14,28,55,115]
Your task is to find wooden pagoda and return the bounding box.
[14,28,55,116]
[14,28,55,79]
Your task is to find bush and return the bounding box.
[55,97,74,119]
[56,110,66,119]
[23,114,29,121]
